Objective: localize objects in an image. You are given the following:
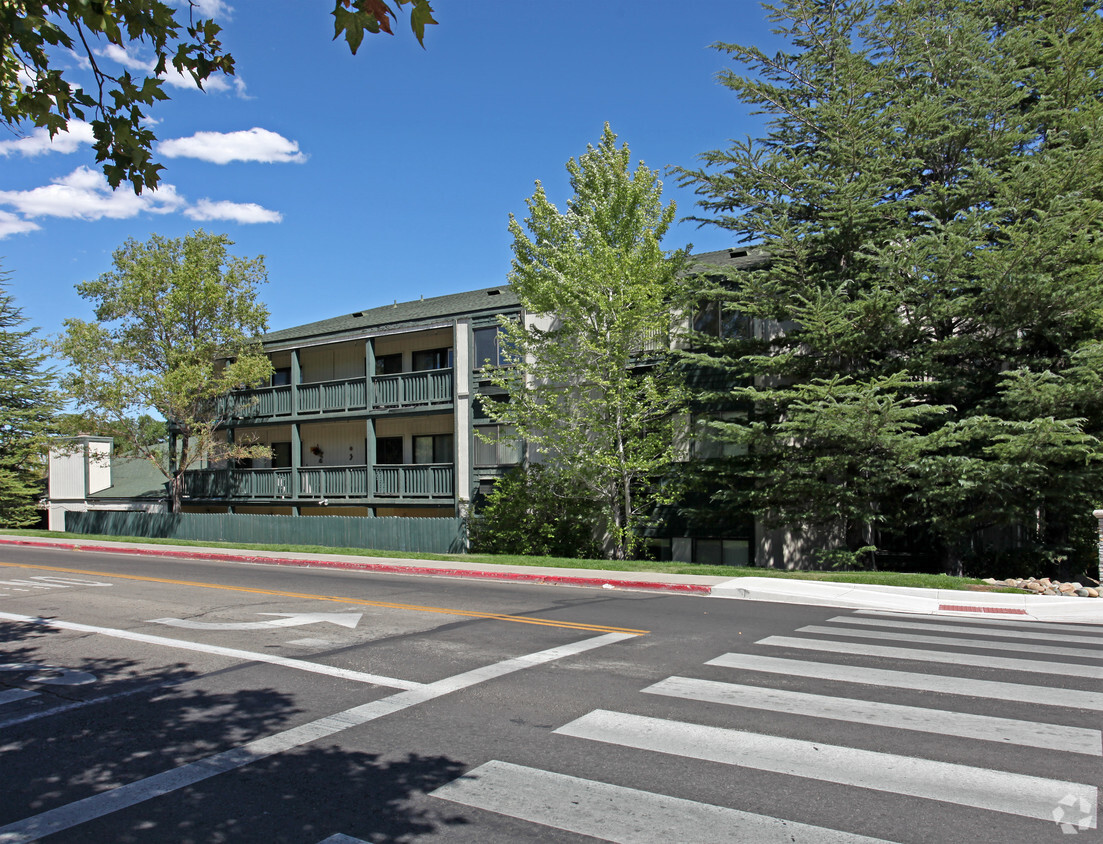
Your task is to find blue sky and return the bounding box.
[2,1,782,345]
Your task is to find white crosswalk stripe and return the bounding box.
[708,651,1103,709]
[757,634,1103,677]
[822,615,1103,646]
[431,613,1102,840]
[642,675,1102,755]
[554,709,1098,827]
[794,623,1103,660]
[430,760,894,844]
[854,609,1103,636]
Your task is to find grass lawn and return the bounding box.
[0,528,1014,591]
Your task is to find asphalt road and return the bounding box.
[0,544,1100,843]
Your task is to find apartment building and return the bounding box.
[179,285,523,519]
[177,248,761,564]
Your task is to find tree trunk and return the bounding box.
[942,544,963,578]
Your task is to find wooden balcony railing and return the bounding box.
[373,464,453,498]
[298,377,368,414]
[224,369,453,420]
[373,369,452,409]
[220,385,292,420]
[182,464,454,501]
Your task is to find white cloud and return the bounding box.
[0,121,95,157]
[185,199,282,224]
[0,210,41,239]
[0,166,184,221]
[0,167,281,233]
[97,43,244,94]
[158,127,307,164]
[176,0,232,20]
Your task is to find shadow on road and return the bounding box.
[0,637,471,842]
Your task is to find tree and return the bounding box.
[468,465,602,559]
[1,1,436,192]
[57,229,273,512]
[484,125,689,560]
[0,273,61,526]
[677,0,1103,574]
[56,411,167,456]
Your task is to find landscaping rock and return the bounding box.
[986,575,1100,597]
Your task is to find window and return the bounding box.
[693,411,747,460]
[474,326,510,368]
[412,347,453,371]
[376,437,403,464]
[271,442,292,468]
[375,354,402,375]
[693,301,750,340]
[271,367,292,386]
[413,434,453,464]
[474,424,521,467]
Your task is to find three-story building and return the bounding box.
[180,286,523,519]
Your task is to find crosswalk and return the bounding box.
[430,611,1103,842]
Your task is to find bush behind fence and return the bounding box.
[64,510,466,554]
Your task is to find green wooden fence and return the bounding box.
[63,510,466,554]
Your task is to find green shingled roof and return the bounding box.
[688,246,770,273]
[260,250,764,347]
[91,457,169,500]
[263,285,521,346]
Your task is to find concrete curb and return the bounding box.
[0,537,714,595]
[4,536,1103,623]
[711,576,1103,624]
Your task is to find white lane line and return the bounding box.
[149,612,363,631]
[796,624,1103,660]
[0,610,420,691]
[0,689,38,707]
[707,653,1103,711]
[824,616,1103,646]
[854,610,1103,635]
[758,635,1103,678]
[555,710,1098,827]
[643,676,1102,756]
[431,760,892,844]
[317,835,368,844]
[0,631,633,844]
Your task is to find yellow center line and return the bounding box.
[0,561,649,636]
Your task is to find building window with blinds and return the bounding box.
[474,424,521,467]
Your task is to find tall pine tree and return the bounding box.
[0,274,60,526]
[679,0,1103,573]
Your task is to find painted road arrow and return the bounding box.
[148,612,363,631]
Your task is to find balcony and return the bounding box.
[373,464,453,499]
[222,369,453,422]
[298,377,368,414]
[183,468,293,498]
[182,464,453,502]
[373,368,452,410]
[221,385,292,420]
[299,466,369,498]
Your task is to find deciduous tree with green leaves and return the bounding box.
[0,273,60,526]
[484,125,689,560]
[677,0,1103,574]
[1,0,436,192]
[58,230,273,512]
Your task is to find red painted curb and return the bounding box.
[0,538,713,595]
[938,603,1028,615]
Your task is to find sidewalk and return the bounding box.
[3,533,1102,625]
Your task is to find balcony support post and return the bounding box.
[291,422,301,500]
[366,339,376,411]
[290,348,301,417]
[366,417,376,499]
